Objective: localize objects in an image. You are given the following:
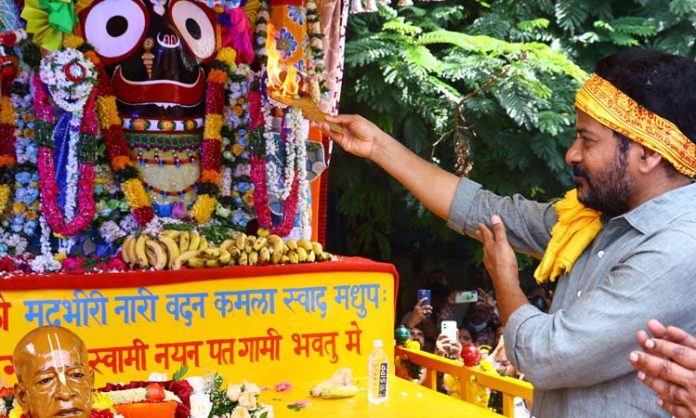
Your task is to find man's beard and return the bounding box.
[573,147,634,217]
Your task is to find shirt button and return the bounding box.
[577,291,582,298]
[597,250,605,258]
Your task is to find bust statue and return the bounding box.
[13,326,94,418]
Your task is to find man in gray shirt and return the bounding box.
[320,49,696,417]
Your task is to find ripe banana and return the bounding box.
[257,228,270,237]
[121,236,135,264]
[218,249,232,265]
[244,236,255,253]
[252,237,267,251]
[160,230,181,240]
[319,385,359,399]
[248,250,259,266]
[298,239,312,251]
[158,235,181,269]
[235,232,247,249]
[238,251,248,266]
[312,242,323,256]
[205,258,220,268]
[286,240,298,251]
[288,250,299,264]
[297,247,308,263]
[202,248,221,258]
[220,239,234,252]
[178,231,190,252]
[307,250,316,263]
[259,247,271,264]
[188,230,201,251]
[145,239,167,270]
[135,234,150,268]
[171,249,202,270]
[198,237,208,251]
[267,235,284,264]
[187,256,207,269]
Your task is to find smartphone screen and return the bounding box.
[441,320,457,340]
[454,290,478,304]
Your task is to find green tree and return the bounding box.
[330,0,696,278]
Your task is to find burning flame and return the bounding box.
[266,23,300,98]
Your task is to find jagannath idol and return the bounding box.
[0,0,328,270]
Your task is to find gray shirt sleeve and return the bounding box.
[447,177,558,259]
[505,229,696,390]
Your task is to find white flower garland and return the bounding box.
[39,49,97,113]
[30,215,61,273]
[105,387,182,405]
[290,109,310,238]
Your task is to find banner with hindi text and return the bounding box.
[0,258,397,387]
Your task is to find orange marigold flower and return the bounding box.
[207,69,227,84]
[1,96,15,125]
[0,155,16,167]
[111,156,132,171]
[200,169,221,184]
[85,51,101,65]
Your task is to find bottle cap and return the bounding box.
[373,339,383,348]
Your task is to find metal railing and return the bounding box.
[395,345,533,417]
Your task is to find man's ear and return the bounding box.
[637,146,663,173]
[14,382,29,411]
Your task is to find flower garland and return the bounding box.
[250,132,299,236]
[305,0,328,99]
[217,63,255,230]
[190,47,237,224]
[35,49,98,238]
[9,71,40,239]
[70,38,155,227]
[0,51,18,218]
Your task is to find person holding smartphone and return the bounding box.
[401,282,455,353]
[322,49,696,417]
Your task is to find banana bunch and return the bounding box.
[121,229,335,270]
[221,231,334,266]
[121,230,211,270]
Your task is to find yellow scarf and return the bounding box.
[534,189,602,283]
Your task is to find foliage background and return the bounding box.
[326,0,696,314]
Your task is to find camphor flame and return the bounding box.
[266,22,299,98]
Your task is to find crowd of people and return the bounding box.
[399,278,542,416]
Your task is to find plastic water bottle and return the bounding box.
[367,339,389,404]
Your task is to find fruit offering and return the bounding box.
[120,229,334,270]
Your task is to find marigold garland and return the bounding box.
[190,47,236,224]
[80,42,155,227]
[0,55,18,217]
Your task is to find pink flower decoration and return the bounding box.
[274,381,292,392]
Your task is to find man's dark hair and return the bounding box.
[594,49,696,145]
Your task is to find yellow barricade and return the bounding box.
[395,345,534,418]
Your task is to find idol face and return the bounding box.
[78,0,216,117]
[14,328,94,418]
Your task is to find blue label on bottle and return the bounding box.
[379,362,388,397]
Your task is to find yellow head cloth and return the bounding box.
[575,73,696,177]
[534,189,602,284]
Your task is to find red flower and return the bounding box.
[0,256,15,272]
